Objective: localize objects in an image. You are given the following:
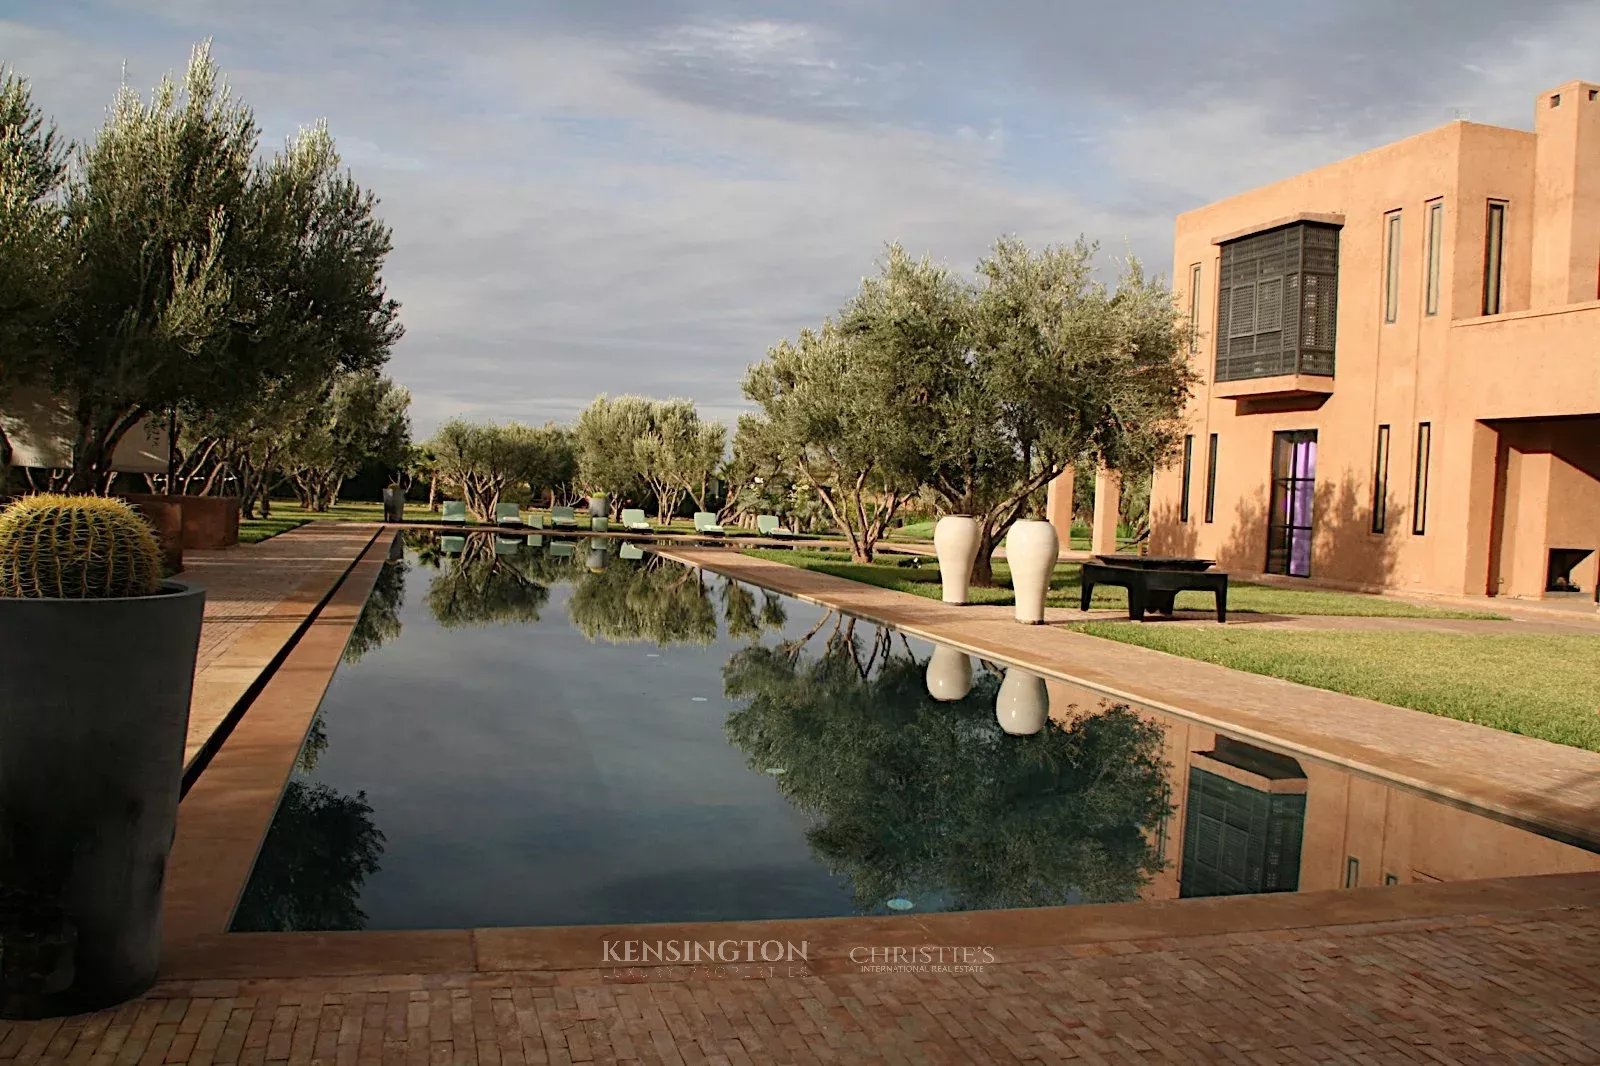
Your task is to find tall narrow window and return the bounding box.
[1188,263,1202,353]
[1483,201,1506,315]
[1383,211,1402,323]
[1204,433,1219,524]
[1424,200,1444,315]
[1371,424,1391,533]
[1412,422,1432,535]
[1345,857,1361,889]
[1179,434,1194,522]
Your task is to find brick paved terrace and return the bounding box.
[9,886,1600,1064]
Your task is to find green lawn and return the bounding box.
[742,548,1500,619]
[239,499,385,543]
[1073,623,1600,752]
[885,518,1094,551]
[238,515,309,544]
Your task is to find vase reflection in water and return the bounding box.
[924,644,974,701]
[995,667,1048,735]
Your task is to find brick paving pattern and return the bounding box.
[8,906,1599,1064]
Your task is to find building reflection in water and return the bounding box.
[1037,675,1600,900]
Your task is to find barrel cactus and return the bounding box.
[0,495,165,599]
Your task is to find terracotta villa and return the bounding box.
[1143,78,1600,603]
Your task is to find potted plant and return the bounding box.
[0,495,205,1018]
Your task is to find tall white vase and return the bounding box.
[924,644,974,702]
[1005,518,1059,624]
[933,515,981,605]
[995,668,1048,735]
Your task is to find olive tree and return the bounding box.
[743,247,960,561]
[632,399,726,521]
[935,238,1195,583]
[39,44,400,492]
[574,395,653,510]
[280,372,411,511]
[0,68,67,471]
[744,238,1193,576]
[428,419,564,520]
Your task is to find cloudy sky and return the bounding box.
[5,0,1598,433]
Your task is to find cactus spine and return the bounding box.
[0,494,166,599]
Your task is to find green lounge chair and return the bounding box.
[440,501,468,525]
[619,541,644,560]
[548,540,576,558]
[527,513,544,530]
[621,508,653,532]
[757,514,797,538]
[693,512,725,536]
[525,533,544,549]
[495,502,524,527]
[493,534,521,555]
[440,534,466,554]
[550,506,580,530]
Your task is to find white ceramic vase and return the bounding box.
[933,515,981,605]
[1005,518,1059,624]
[924,644,974,702]
[995,668,1048,735]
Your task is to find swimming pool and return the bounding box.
[231,531,1599,931]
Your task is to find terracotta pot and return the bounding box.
[127,499,183,575]
[924,644,973,702]
[1005,518,1059,624]
[932,516,980,605]
[121,495,240,550]
[995,668,1048,735]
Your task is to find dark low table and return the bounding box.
[1081,556,1229,622]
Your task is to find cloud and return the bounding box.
[4,1,1598,435]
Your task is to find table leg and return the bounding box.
[1128,585,1146,622]
[1150,590,1177,615]
[1216,585,1228,624]
[1080,580,1093,612]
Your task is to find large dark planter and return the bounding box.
[121,495,240,550]
[382,487,405,523]
[0,582,205,1018]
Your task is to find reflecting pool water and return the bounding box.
[231,532,1600,931]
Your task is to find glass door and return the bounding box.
[1267,431,1317,577]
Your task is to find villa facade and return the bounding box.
[1146,79,1600,602]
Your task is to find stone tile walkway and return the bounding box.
[179,524,381,771]
[10,901,1599,1064]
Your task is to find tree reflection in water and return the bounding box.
[231,780,385,931]
[343,556,408,663]
[723,617,1171,912]
[420,533,552,628]
[567,553,718,645]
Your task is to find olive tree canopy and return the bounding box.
[19,43,402,492]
